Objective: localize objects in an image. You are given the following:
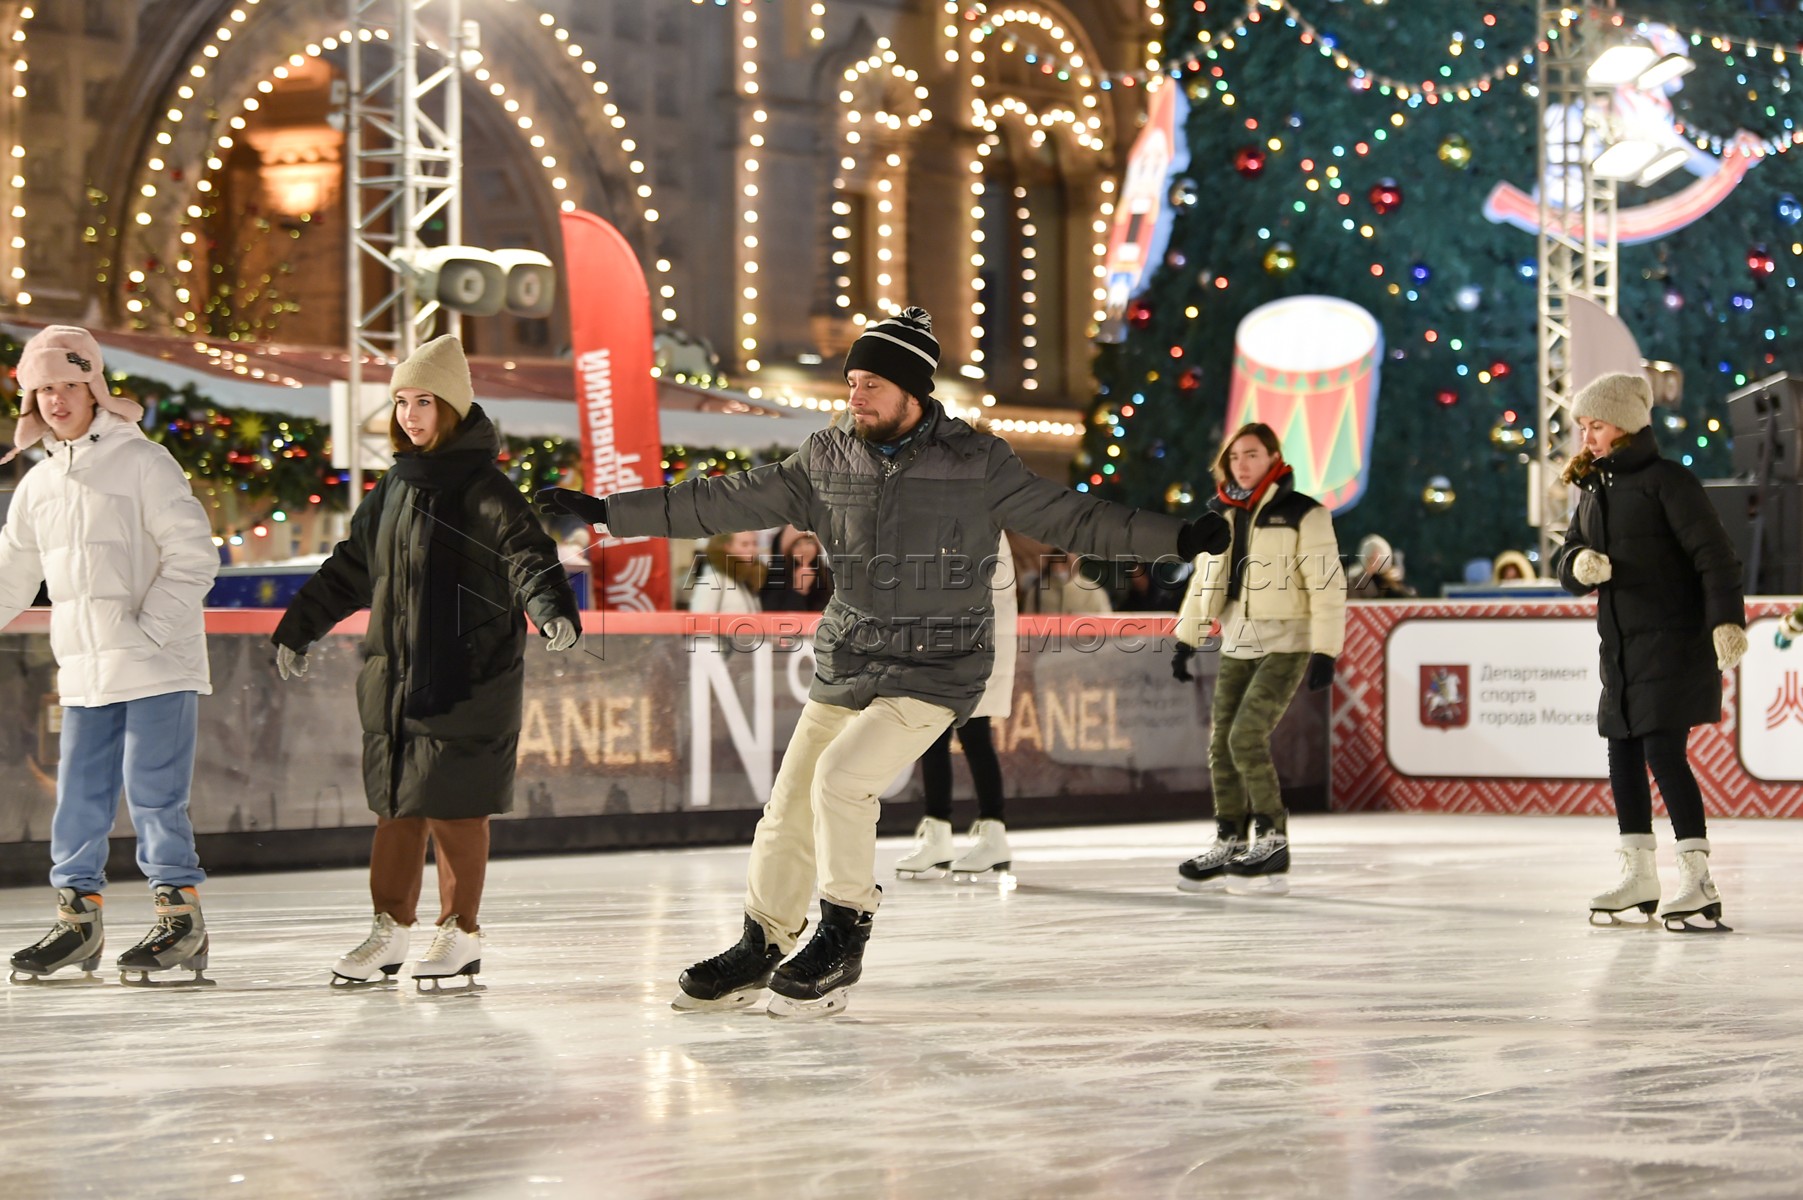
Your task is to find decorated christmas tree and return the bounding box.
[1087,0,1803,588]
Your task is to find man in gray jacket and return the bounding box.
[540,307,1228,1017]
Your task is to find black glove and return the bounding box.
[1177,511,1231,560]
[535,488,608,526]
[1171,643,1196,683]
[1305,652,1335,692]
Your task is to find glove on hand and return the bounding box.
[1572,549,1613,587]
[543,616,580,652]
[1713,624,1748,673]
[1778,606,1803,651]
[275,644,308,681]
[535,488,609,526]
[1305,652,1336,693]
[1177,511,1231,560]
[1171,643,1197,683]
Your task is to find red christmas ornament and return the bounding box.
[1489,360,1511,379]
[1127,299,1154,329]
[1233,145,1267,178]
[1434,389,1459,408]
[1178,367,1203,391]
[1367,179,1403,215]
[1747,244,1777,279]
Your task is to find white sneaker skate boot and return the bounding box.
[1658,839,1731,932]
[412,916,485,992]
[895,817,955,879]
[950,819,1013,882]
[331,913,413,987]
[1588,833,1659,926]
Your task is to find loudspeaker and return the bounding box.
[1724,372,1803,480]
[1703,480,1803,595]
[391,246,508,316]
[490,249,557,319]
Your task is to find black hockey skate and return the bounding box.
[767,898,871,1019]
[118,885,214,988]
[10,888,105,985]
[672,913,786,1012]
[1178,820,1246,893]
[1225,815,1290,896]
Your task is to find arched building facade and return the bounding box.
[2,0,1162,416]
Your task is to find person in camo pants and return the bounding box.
[1169,421,1347,896]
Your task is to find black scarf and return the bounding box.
[385,406,499,718]
[1217,462,1293,603]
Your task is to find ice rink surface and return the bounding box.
[4,813,1802,1200]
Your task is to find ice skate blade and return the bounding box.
[895,865,950,881]
[950,864,1014,887]
[1588,905,1659,928]
[414,970,484,995]
[671,986,765,1013]
[118,967,215,989]
[1225,874,1290,896]
[766,988,850,1019]
[330,968,402,990]
[1177,875,1227,894]
[1662,906,1733,933]
[9,966,105,986]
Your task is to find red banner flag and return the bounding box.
[560,209,670,611]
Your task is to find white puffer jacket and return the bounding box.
[970,531,1017,720]
[0,411,218,706]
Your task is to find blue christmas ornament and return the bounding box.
[1410,262,1432,283]
[1517,259,1537,281]
[1779,194,1803,226]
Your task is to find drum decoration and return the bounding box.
[1226,296,1383,513]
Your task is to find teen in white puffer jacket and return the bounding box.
[0,326,219,985]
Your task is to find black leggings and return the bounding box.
[1608,731,1707,842]
[920,718,1005,823]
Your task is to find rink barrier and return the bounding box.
[1331,598,1803,814]
[0,610,1327,884]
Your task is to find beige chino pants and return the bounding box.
[745,696,955,952]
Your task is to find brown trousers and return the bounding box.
[368,816,490,933]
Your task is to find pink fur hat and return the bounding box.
[13,325,144,448]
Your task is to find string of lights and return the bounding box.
[5,5,33,308]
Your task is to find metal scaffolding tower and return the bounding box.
[344,0,465,498]
[1532,3,1620,565]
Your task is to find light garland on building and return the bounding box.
[120,1,682,333]
[1014,185,1036,391]
[832,43,931,325]
[735,0,764,372]
[6,5,34,307]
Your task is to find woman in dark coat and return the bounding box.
[272,336,580,989]
[1555,372,1745,932]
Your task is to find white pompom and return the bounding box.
[897,305,932,331]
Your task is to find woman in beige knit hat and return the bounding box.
[272,335,582,991]
[1555,371,1747,932]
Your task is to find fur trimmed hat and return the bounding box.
[843,306,939,399]
[13,325,144,448]
[1570,371,1653,434]
[390,334,474,417]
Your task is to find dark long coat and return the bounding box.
[1555,426,1744,738]
[273,408,579,818]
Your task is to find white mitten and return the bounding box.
[1713,624,1748,673]
[1571,549,1613,586]
[1782,606,1803,639]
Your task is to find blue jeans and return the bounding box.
[50,691,204,893]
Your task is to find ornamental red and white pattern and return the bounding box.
[1330,600,1803,818]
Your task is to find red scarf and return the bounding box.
[1216,459,1292,510]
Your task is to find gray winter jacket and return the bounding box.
[606,401,1186,719]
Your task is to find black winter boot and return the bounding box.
[767,898,871,1019]
[673,913,786,1012]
